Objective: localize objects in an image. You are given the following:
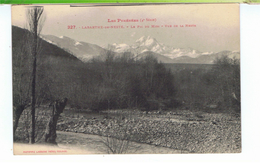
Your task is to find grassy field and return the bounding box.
[15,106,241,154]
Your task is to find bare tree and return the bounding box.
[26,6,45,144]
[97,115,139,154]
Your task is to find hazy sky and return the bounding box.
[12,4,240,52]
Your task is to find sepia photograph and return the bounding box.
[11,4,240,154]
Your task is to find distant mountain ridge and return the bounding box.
[42,35,107,62]
[42,34,240,64]
[110,36,240,64]
[110,36,206,59]
[170,50,240,64]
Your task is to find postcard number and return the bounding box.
[68,25,76,29]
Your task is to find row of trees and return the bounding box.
[212,56,240,110]
[84,52,176,111]
[173,56,240,113]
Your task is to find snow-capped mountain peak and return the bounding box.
[109,43,131,53]
[136,36,158,47]
[108,35,240,63]
[74,41,82,46]
[136,36,150,43]
[133,36,166,54]
[108,36,208,59]
[201,51,213,55]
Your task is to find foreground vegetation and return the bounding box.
[15,107,240,153]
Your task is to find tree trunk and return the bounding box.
[29,9,38,144]
[29,51,36,144]
[44,98,68,144]
[13,105,26,140]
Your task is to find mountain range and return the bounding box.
[42,35,240,64]
[42,35,107,62]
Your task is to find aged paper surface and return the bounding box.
[12,4,240,155]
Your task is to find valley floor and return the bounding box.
[14,108,241,154]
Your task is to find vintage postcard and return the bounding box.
[12,4,240,154]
